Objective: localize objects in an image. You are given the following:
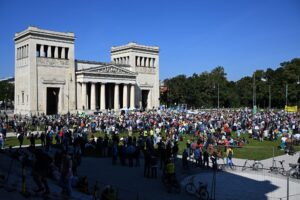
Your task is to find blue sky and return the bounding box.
[0,0,300,81]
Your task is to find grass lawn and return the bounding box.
[4,131,300,161]
[232,135,300,160]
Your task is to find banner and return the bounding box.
[285,105,298,112]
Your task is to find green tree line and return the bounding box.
[161,58,300,109]
[0,81,14,108]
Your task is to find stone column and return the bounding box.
[91,83,96,110]
[144,57,148,67]
[114,83,119,110]
[152,58,155,67]
[47,46,52,58]
[61,47,65,59]
[81,83,87,110]
[130,84,135,109]
[24,45,27,57]
[100,83,106,110]
[54,46,58,58]
[40,45,44,57]
[141,57,144,67]
[137,56,140,66]
[147,90,152,109]
[123,84,128,109]
[77,82,82,110]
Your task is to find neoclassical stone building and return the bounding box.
[14,27,160,115]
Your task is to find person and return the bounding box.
[298,155,300,173]
[194,146,202,167]
[61,151,73,197]
[164,158,176,184]
[0,132,4,149]
[203,149,209,168]
[32,149,52,195]
[143,150,151,178]
[112,142,118,165]
[40,132,46,147]
[29,133,36,148]
[158,139,166,170]
[226,147,234,168]
[182,149,189,169]
[151,155,158,178]
[172,142,179,162]
[17,132,24,148]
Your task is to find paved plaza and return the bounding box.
[1,128,300,200]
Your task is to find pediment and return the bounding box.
[82,65,136,76]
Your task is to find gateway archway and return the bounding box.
[47,87,60,115]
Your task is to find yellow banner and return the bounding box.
[285,105,298,112]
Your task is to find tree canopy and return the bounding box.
[161,58,300,109]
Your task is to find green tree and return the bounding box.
[0,81,14,108]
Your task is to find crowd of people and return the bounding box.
[0,108,300,197]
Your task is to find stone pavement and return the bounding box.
[0,150,92,200]
[2,133,300,200]
[77,153,300,200]
[1,150,300,200]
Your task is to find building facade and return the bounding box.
[14,27,159,115]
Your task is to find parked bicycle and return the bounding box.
[288,163,300,179]
[242,160,263,171]
[185,175,209,200]
[218,163,236,171]
[269,160,287,176]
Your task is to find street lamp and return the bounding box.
[285,84,288,106]
[213,83,220,110]
[261,77,271,110]
[253,73,256,113]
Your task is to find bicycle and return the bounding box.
[185,175,209,200]
[269,160,287,176]
[242,160,263,171]
[216,157,236,171]
[288,163,300,179]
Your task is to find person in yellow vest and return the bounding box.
[226,147,234,168]
[164,158,176,183]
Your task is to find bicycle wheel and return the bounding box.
[185,183,196,195]
[242,161,248,171]
[230,164,237,171]
[218,164,226,171]
[281,170,287,176]
[269,167,278,174]
[198,187,209,200]
[253,163,263,171]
